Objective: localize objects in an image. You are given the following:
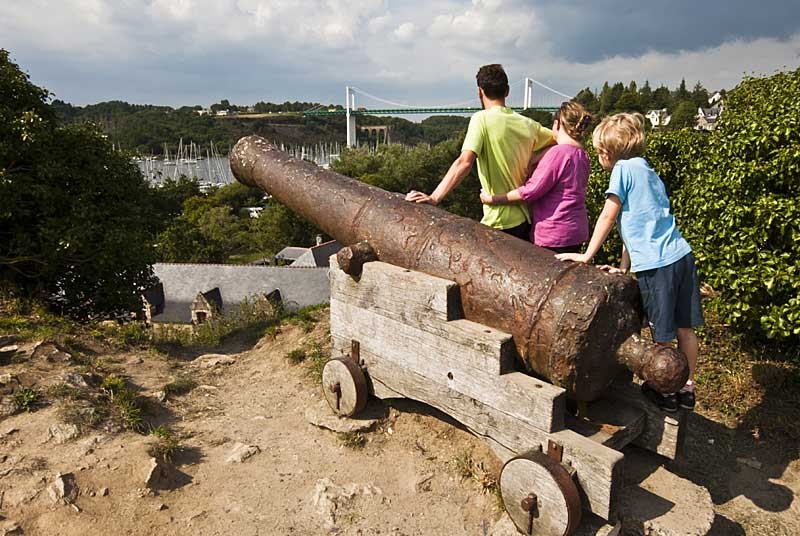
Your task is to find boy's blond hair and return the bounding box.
[592,112,646,161]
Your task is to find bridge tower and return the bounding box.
[345,86,357,147]
[523,77,534,110]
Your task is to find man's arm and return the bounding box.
[555,195,622,263]
[405,150,476,205]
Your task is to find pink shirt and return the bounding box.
[517,144,589,248]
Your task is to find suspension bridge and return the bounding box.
[303,77,574,146]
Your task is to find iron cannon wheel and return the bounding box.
[321,357,368,417]
[499,449,582,536]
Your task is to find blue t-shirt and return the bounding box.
[605,157,691,272]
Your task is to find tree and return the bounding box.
[691,81,709,108]
[651,85,672,109]
[639,81,653,110]
[1,49,156,317]
[574,88,599,113]
[669,100,697,129]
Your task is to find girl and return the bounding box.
[480,101,592,253]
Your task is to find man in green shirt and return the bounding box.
[405,64,555,239]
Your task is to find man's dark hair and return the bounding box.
[476,64,509,99]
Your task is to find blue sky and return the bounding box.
[2,0,798,108]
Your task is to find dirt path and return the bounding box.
[0,318,798,535]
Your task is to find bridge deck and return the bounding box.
[304,106,558,116]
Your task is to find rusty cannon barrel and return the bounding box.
[231,136,688,401]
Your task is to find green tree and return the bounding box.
[0,49,156,316]
[669,100,697,129]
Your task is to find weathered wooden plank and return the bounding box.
[330,257,462,324]
[330,300,565,433]
[566,400,646,451]
[360,350,623,520]
[603,381,686,459]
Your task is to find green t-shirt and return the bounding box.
[462,106,554,229]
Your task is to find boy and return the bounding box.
[405,64,555,240]
[556,113,703,412]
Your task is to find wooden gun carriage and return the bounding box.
[322,257,691,536]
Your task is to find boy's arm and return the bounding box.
[480,188,522,205]
[598,244,630,273]
[406,150,476,205]
[555,195,622,263]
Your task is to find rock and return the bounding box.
[414,472,435,493]
[304,400,378,433]
[48,473,78,504]
[127,357,144,365]
[70,503,81,513]
[0,521,23,536]
[620,449,713,536]
[193,354,236,369]
[157,503,168,511]
[144,457,171,490]
[100,487,109,496]
[311,478,383,529]
[60,372,90,389]
[154,390,167,403]
[0,335,16,347]
[0,398,16,418]
[736,457,762,470]
[4,428,19,436]
[0,373,14,385]
[225,443,260,464]
[48,423,80,444]
[32,343,72,364]
[0,345,19,356]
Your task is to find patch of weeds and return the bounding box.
[286,348,307,364]
[13,388,41,412]
[284,304,326,333]
[337,432,366,449]
[112,322,151,347]
[46,383,82,400]
[101,374,144,432]
[163,375,197,397]
[263,325,281,340]
[451,449,498,496]
[148,425,182,461]
[305,343,328,384]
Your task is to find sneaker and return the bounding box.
[641,383,678,413]
[678,389,696,410]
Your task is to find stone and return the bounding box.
[0,345,19,356]
[48,473,78,504]
[0,398,15,418]
[32,343,72,364]
[304,400,378,433]
[144,457,171,490]
[48,423,80,444]
[414,472,435,493]
[0,335,16,347]
[60,372,90,389]
[193,354,236,369]
[225,443,260,464]
[0,373,14,385]
[0,521,23,536]
[311,478,383,529]
[620,448,713,536]
[100,487,109,496]
[154,391,167,403]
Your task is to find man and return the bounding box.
[405,64,555,239]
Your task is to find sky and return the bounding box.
[2,0,799,109]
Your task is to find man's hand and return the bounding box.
[405,190,438,205]
[555,252,591,263]
[479,188,493,205]
[596,264,627,274]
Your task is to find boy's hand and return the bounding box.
[597,264,627,274]
[555,252,591,263]
[479,189,493,205]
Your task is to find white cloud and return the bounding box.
[0,0,797,107]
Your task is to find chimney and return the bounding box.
[316,234,323,246]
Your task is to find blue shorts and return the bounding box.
[637,252,704,342]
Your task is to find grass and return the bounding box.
[163,375,197,397]
[148,425,183,461]
[100,374,144,432]
[337,432,367,449]
[13,388,41,412]
[285,342,328,383]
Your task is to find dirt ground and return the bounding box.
[0,317,798,535]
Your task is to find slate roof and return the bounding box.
[274,247,307,262]
[292,240,342,268]
[147,263,330,324]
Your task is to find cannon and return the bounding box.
[230,135,688,401]
[231,137,712,535]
